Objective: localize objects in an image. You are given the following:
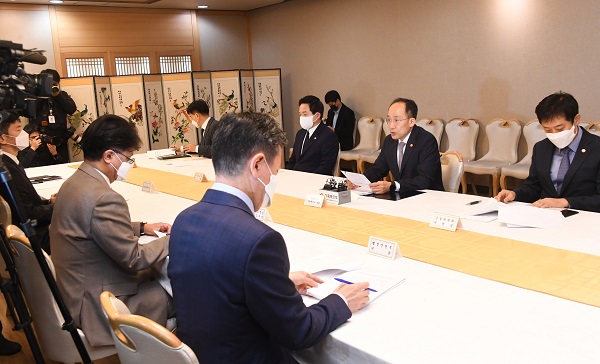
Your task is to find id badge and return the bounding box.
[48,115,56,124]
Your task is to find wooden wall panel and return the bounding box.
[55,7,195,47]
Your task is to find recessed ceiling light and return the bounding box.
[50,0,64,3]
[197,5,208,8]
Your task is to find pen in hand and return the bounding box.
[334,277,377,292]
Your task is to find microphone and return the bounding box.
[21,52,47,65]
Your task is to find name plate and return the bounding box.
[319,190,351,205]
[254,208,272,222]
[141,181,158,193]
[368,236,399,260]
[304,194,325,208]
[193,172,208,182]
[429,212,460,232]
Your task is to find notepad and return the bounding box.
[307,270,406,303]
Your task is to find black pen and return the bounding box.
[467,200,482,205]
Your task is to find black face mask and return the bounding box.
[330,104,338,111]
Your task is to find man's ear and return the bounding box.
[102,149,114,164]
[249,152,266,178]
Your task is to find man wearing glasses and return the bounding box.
[348,98,444,194]
[50,115,172,347]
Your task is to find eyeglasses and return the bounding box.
[385,117,409,125]
[114,150,135,164]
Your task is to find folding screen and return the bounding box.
[192,71,213,118]
[143,74,170,150]
[254,69,283,128]
[210,70,241,120]
[95,77,114,116]
[241,70,255,112]
[110,75,150,153]
[161,73,198,147]
[60,77,98,161]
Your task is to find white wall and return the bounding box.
[197,12,250,71]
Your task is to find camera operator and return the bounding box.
[0,113,55,253]
[29,69,77,162]
[18,123,66,168]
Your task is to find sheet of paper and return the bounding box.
[307,270,406,303]
[460,197,503,217]
[341,170,373,194]
[498,204,565,228]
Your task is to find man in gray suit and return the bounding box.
[50,115,172,347]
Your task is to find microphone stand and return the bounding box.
[0,161,92,363]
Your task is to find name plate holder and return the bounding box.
[193,172,208,182]
[368,236,399,260]
[141,181,158,193]
[429,212,460,232]
[304,194,325,208]
[319,189,351,205]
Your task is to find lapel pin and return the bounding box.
[313,137,317,140]
[410,144,414,148]
[582,148,586,153]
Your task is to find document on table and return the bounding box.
[307,270,406,303]
[498,204,565,228]
[341,171,372,195]
[147,148,176,159]
[460,197,503,222]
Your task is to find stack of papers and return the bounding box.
[498,204,565,228]
[460,197,503,222]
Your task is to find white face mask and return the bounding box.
[256,161,278,208]
[546,124,577,149]
[111,153,134,181]
[191,120,199,128]
[299,115,315,130]
[3,130,30,151]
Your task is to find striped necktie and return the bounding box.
[556,147,571,194]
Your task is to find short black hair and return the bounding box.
[80,114,142,161]
[24,123,39,134]
[535,91,578,124]
[187,99,210,116]
[390,97,418,119]
[212,112,287,177]
[324,90,341,104]
[41,69,60,83]
[0,112,20,134]
[298,95,324,118]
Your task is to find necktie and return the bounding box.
[397,141,406,173]
[300,130,309,155]
[199,128,205,145]
[556,147,571,194]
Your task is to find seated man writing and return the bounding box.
[348,97,444,194]
[496,91,600,212]
[50,114,172,347]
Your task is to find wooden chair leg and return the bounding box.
[461,174,468,194]
[492,174,499,197]
[357,160,364,174]
[499,174,507,190]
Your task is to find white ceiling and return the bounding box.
[0,0,285,11]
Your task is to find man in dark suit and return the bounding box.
[0,113,54,253]
[286,95,339,175]
[325,90,356,151]
[172,99,218,158]
[348,98,444,194]
[51,115,172,347]
[496,92,600,212]
[169,112,370,363]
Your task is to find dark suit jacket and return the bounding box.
[326,103,356,151]
[286,122,339,175]
[1,154,52,253]
[515,128,600,212]
[196,117,219,158]
[50,162,170,346]
[364,125,444,192]
[31,90,77,162]
[169,189,351,364]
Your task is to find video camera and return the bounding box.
[0,40,53,121]
[40,126,82,146]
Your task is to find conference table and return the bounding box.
[27,153,600,364]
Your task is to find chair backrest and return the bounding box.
[479,119,522,164]
[354,116,383,151]
[520,120,547,164]
[333,144,341,176]
[6,225,115,362]
[416,118,444,148]
[100,291,199,364]
[445,118,479,161]
[0,196,11,278]
[440,151,464,193]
